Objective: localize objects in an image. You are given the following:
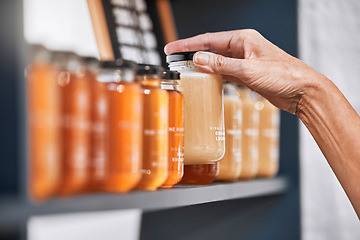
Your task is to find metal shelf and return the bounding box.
[0,177,287,228]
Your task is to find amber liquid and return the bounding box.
[88,72,109,191]
[257,99,280,178]
[58,70,91,196]
[217,95,242,181]
[136,79,169,191]
[180,162,219,185]
[161,90,184,188]
[176,70,225,165]
[28,62,62,201]
[238,89,259,180]
[104,82,143,193]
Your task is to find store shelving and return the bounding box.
[0,177,287,228]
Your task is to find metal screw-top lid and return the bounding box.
[166,51,197,63]
[136,64,164,75]
[100,59,136,69]
[162,70,180,80]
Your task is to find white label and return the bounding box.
[262,128,279,138]
[210,126,225,141]
[245,128,258,137]
[143,129,167,136]
[226,129,242,135]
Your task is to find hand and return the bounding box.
[164,29,327,114]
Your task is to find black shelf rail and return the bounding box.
[0,177,287,229]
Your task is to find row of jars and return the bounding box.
[27,48,279,201]
[167,52,280,185]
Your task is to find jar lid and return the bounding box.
[83,57,99,63]
[136,64,163,75]
[162,70,180,80]
[166,51,197,63]
[100,59,136,69]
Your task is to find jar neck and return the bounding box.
[86,60,99,74]
[97,68,135,83]
[161,80,178,90]
[223,83,238,97]
[169,60,197,71]
[31,45,52,63]
[136,75,161,87]
[237,87,251,99]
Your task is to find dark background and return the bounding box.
[0,0,22,197]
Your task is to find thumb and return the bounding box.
[193,51,249,79]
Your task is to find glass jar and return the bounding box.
[135,64,169,191]
[160,70,184,188]
[27,46,62,201]
[257,96,280,178]
[58,54,92,196]
[167,52,225,165]
[217,82,242,181]
[99,59,143,193]
[237,87,260,180]
[85,58,107,192]
[180,162,219,185]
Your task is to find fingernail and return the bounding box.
[194,52,209,65]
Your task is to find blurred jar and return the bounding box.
[135,64,169,191]
[85,58,108,192]
[27,46,62,201]
[100,59,143,193]
[217,82,242,181]
[180,162,219,185]
[58,54,91,196]
[238,87,259,180]
[160,70,184,188]
[167,52,225,165]
[257,96,280,178]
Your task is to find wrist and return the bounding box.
[295,70,333,121]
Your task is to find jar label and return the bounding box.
[210,126,225,141]
[262,128,279,138]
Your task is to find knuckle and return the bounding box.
[214,55,227,72]
[183,40,189,52]
[245,29,260,37]
[244,29,262,44]
[242,30,264,58]
[202,32,211,50]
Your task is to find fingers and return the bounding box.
[193,51,251,80]
[164,30,249,58]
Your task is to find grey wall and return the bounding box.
[299,0,360,239]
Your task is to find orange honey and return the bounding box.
[161,71,184,188]
[87,60,109,191]
[257,97,280,178]
[27,48,62,201]
[180,162,219,185]
[217,83,242,181]
[100,60,143,193]
[58,56,91,196]
[135,65,169,191]
[238,88,260,180]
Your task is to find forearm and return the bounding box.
[296,75,360,217]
